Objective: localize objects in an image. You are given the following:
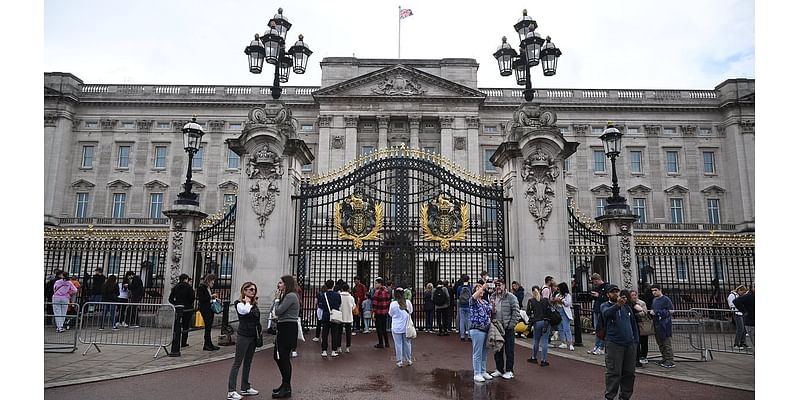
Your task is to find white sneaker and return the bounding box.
[114,322,121,328]
[121,322,129,328]
[321,351,327,357]
[481,372,493,380]
[396,361,404,367]
[227,391,242,400]
[240,388,259,396]
[331,351,339,357]
[405,359,413,366]
[291,351,299,358]
[490,370,503,378]
[502,371,514,380]
[639,358,649,364]
[363,330,370,334]
[569,345,575,351]
[558,343,568,349]
[594,348,605,355]
[352,332,357,336]
[312,337,320,342]
[345,347,350,353]
[587,346,598,354]
[473,374,486,383]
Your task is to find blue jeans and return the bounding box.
[532,320,550,361]
[469,328,488,374]
[559,308,573,343]
[593,311,605,349]
[425,310,433,331]
[392,332,412,363]
[459,307,471,338]
[100,303,117,328]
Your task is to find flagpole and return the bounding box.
[398,5,401,58]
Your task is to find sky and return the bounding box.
[43,0,755,90]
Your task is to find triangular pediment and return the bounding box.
[71,179,95,189]
[218,181,238,190]
[107,179,132,189]
[313,65,486,100]
[701,185,726,194]
[627,184,652,194]
[565,183,578,193]
[590,184,613,193]
[144,180,169,190]
[664,185,689,194]
[189,180,206,189]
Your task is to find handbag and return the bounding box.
[637,314,655,336]
[211,299,223,314]
[297,318,305,342]
[352,300,360,316]
[325,292,344,324]
[194,310,205,328]
[255,323,264,347]
[404,309,417,339]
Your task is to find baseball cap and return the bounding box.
[375,277,384,284]
[607,284,620,292]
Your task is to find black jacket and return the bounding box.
[169,282,195,311]
[91,274,106,296]
[128,275,145,300]
[733,292,755,326]
[526,297,548,322]
[197,283,213,312]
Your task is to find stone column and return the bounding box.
[345,115,359,161]
[226,101,314,296]
[329,116,346,170]
[440,115,454,160]
[491,104,577,287]
[409,115,421,149]
[466,116,480,174]
[317,115,332,174]
[596,214,639,290]
[44,73,82,226]
[163,206,208,299]
[377,115,389,149]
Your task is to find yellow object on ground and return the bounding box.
[194,310,205,328]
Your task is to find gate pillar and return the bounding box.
[491,104,577,288]
[596,214,639,290]
[163,206,208,301]
[227,101,313,296]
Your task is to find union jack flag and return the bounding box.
[399,8,413,19]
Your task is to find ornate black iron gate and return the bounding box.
[194,202,237,301]
[292,147,507,327]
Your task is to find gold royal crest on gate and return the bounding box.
[335,193,383,249]
[421,193,469,250]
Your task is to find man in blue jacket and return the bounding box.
[601,285,639,400]
[649,284,675,368]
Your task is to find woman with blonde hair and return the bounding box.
[226,282,260,400]
[526,285,551,366]
[389,287,414,367]
[423,282,435,333]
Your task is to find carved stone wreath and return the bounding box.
[505,104,558,142]
[522,147,560,237]
[619,222,633,289]
[169,231,184,286]
[245,146,284,238]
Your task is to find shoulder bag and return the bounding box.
[211,299,223,314]
[255,322,264,347]
[637,312,655,336]
[325,292,344,324]
[404,308,417,339]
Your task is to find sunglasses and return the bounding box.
[245,287,257,292]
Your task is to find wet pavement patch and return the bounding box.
[429,368,516,400]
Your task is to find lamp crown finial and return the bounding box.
[298,34,304,40]
[522,9,527,15]
[501,36,507,43]
[254,33,260,40]
[191,115,197,122]
[278,7,283,14]
[607,121,615,127]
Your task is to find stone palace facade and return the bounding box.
[44,57,755,235]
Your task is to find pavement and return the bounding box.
[44,326,754,393]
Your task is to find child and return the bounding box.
[361,294,373,334]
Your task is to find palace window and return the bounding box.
[484,148,497,172]
[593,150,606,172]
[630,150,642,173]
[707,198,721,224]
[112,193,127,218]
[117,145,130,168]
[75,193,89,218]
[670,198,684,223]
[702,151,716,174]
[227,149,240,169]
[149,193,164,219]
[595,197,607,217]
[632,198,647,223]
[666,150,679,174]
[154,145,168,169]
[81,145,94,168]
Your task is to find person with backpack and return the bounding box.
[602,286,639,400]
[490,279,520,380]
[589,273,612,355]
[433,280,451,336]
[456,275,472,341]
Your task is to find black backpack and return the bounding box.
[433,287,448,307]
[458,285,472,305]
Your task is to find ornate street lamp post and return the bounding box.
[600,122,628,211]
[244,8,312,99]
[493,9,562,101]
[175,117,205,206]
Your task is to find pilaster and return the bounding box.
[466,116,480,174]
[439,115,454,161]
[317,115,332,174]
[377,115,390,149]
[409,115,421,149]
[345,115,359,161]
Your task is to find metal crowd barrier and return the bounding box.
[690,308,754,357]
[646,309,709,362]
[44,302,80,353]
[78,302,176,357]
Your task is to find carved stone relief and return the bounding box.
[331,135,345,149]
[102,119,118,130]
[573,124,588,136]
[644,125,661,136]
[522,147,560,237]
[72,119,83,130]
[466,116,480,129]
[44,113,57,127]
[318,115,333,128]
[209,120,226,132]
[739,120,754,134]
[137,120,153,131]
[439,116,454,129]
[345,116,359,128]
[453,137,466,151]
[619,222,633,290]
[245,145,284,238]
[680,125,697,136]
[169,231,184,286]
[372,75,426,96]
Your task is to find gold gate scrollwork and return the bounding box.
[421,193,469,250]
[335,193,383,249]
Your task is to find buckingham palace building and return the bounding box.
[43,57,755,311]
